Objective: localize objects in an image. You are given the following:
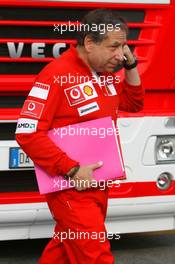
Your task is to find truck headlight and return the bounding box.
[155,136,175,164]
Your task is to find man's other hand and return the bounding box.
[72,161,103,191]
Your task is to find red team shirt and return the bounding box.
[15,45,144,177]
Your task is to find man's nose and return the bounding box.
[114,47,124,61]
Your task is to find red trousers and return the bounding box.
[38,187,114,264]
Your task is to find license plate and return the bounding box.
[9,147,34,169]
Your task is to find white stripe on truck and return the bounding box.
[47,0,170,4]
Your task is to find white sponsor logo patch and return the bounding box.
[15,118,38,134]
[29,82,50,100]
[64,81,98,106]
[77,102,99,116]
[105,83,117,96]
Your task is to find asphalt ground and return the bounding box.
[0,232,175,264]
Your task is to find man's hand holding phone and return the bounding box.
[122,44,140,85]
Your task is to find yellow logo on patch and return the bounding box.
[83,85,93,96]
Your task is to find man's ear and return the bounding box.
[84,36,95,53]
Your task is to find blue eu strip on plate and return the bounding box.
[9,147,33,169]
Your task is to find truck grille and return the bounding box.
[0,6,144,76]
[0,123,17,140]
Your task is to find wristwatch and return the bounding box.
[123,57,138,70]
[64,165,80,180]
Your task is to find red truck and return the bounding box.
[0,0,175,240]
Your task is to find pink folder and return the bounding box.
[34,116,125,194]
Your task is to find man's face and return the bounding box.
[86,29,127,73]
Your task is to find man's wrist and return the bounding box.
[123,56,138,70]
[64,165,80,180]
